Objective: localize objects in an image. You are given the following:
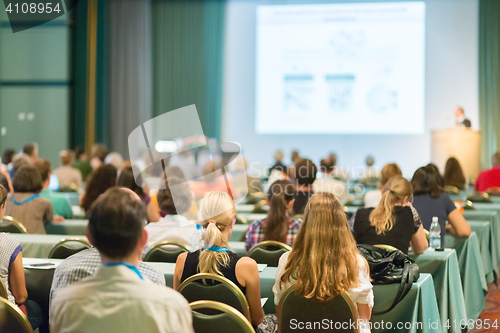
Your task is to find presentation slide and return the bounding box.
[255,2,426,135]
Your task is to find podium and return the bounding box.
[431,128,481,180]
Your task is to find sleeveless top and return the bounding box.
[180,250,246,295]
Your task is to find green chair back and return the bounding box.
[277,284,359,333]
[0,278,8,299]
[0,216,27,234]
[245,192,265,205]
[178,273,250,320]
[251,201,269,214]
[190,301,254,333]
[466,192,493,203]
[0,297,33,333]
[48,238,92,259]
[235,214,248,225]
[248,241,291,267]
[144,242,189,263]
[444,185,460,195]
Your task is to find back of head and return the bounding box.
[265,179,294,243]
[59,150,74,166]
[366,156,375,167]
[105,152,124,169]
[12,156,30,175]
[411,164,443,198]
[92,143,109,162]
[117,166,144,197]
[157,176,192,215]
[274,150,284,162]
[2,149,15,165]
[280,192,359,301]
[88,187,147,259]
[197,191,235,276]
[0,174,9,192]
[34,159,52,183]
[82,164,118,211]
[369,176,412,234]
[74,146,85,160]
[380,163,402,187]
[319,159,333,174]
[493,151,500,167]
[164,165,187,182]
[295,159,317,186]
[202,161,221,183]
[12,165,43,193]
[291,151,300,163]
[329,153,337,167]
[0,184,7,207]
[23,144,35,157]
[444,157,465,188]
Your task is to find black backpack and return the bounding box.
[357,244,420,315]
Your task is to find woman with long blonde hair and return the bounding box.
[354,176,428,254]
[173,191,264,326]
[272,192,373,332]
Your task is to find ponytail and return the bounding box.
[369,176,412,234]
[197,192,235,276]
[264,179,294,243]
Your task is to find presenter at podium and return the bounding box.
[455,107,471,128]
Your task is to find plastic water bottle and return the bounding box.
[429,217,441,249]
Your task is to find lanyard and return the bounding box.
[12,194,39,205]
[103,262,144,280]
[205,245,231,252]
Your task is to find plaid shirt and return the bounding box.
[50,248,166,311]
[244,218,302,252]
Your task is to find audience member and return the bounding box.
[117,166,151,206]
[34,159,72,219]
[269,150,287,175]
[5,165,53,234]
[444,157,467,190]
[191,161,240,199]
[10,155,30,179]
[51,187,193,333]
[104,152,124,170]
[312,158,349,201]
[412,164,471,245]
[53,150,82,189]
[0,184,44,329]
[361,155,380,179]
[90,143,109,170]
[1,148,15,172]
[174,191,264,326]
[292,158,317,215]
[364,163,402,208]
[287,150,301,181]
[142,176,196,258]
[474,151,500,192]
[22,143,38,164]
[80,164,117,212]
[329,152,351,180]
[73,146,93,181]
[0,173,10,192]
[354,176,428,254]
[245,179,301,251]
[169,150,199,181]
[271,193,373,333]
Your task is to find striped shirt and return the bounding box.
[244,218,302,252]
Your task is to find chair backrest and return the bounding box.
[190,300,254,333]
[0,216,27,234]
[444,185,460,195]
[235,214,248,225]
[277,284,359,333]
[252,200,269,214]
[373,244,398,252]
[178,273,250,320]
[143,241,189,263]
[245,192,265,205]
[461,200,475,210]
[48,238,92,259]
[57,183,79,193]
[0,278,8,299]
[344,198,364,207]
[0,297,33,333]
[247,241,291,267]
[466,192,493,203]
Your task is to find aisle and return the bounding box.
[471,279,500,333]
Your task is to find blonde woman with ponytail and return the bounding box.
[244,179,301,251]
[354,176,428,254]
[173,191,264,326]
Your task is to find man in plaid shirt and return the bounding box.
[244,218,302,252]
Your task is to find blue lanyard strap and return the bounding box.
[205,245,231,252]
[103,262,144,280]
[12,194,39,205]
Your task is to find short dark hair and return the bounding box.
[88,187,147,259]
[493,151,500,167]
[23,144,35,157]
[0,184,7,206]
[34,159,51,183]
[319,159,333,173]
[295,159,317,186]
[116,166,145,198]
[74,146,85,159]
[2,149,15,165]
[157,176,192,215]
[0,174,9,193]
[411,164,444,198]
[81,164,118,211]
[13,156,30,174]
[12,165,43,193]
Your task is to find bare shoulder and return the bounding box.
[236,256,258,271]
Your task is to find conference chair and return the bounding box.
[0,216,27,233]
[277,284,359,333]
[0,297,34,333]
[444,185,460,195]
[486,187,500,196]
[190,300,254,333]
[245,192,266,205]
[248,241,291,267]
[57,183,79,193]
[374,244,399,252]
[178,273,250,321]
[461,200,475,210]
[0,277,8,299]
[235,214,248,225]
[48,238,92,259]
[466,192,493,203]
[344,197,364,207]
[143,241,189,263]
[251,200,269,214]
